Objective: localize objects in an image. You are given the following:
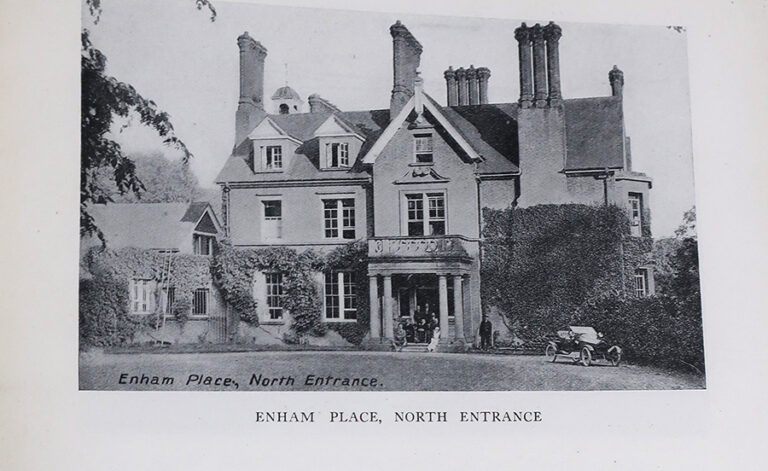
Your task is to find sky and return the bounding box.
[85,0,696,237]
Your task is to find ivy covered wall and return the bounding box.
[481,204,654,339]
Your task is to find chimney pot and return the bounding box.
[514,23,533,108]
[477,67,491,104]
[467,65,479,105]
[531,24,548,107]
[609,65,624,98]
[543,22,563,105]
[456,67,468,106]
[444,66,458,106]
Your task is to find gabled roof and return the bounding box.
[248,117,303,144]
[215,110,390,184]
[313,114,365,140]
[362,92,484,165]
[86,202,219,250]
[216,91,628,184]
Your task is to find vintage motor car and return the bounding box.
[545,326,622,366]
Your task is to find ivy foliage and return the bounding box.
[322,241,370,345]
[482,204,652,338]
[79,277,148,348]
[212,245,325,335]
[84,247,213,324]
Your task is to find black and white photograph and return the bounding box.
[76,0,705,391]
[3,0,768,469]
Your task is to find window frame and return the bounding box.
[264,272,284,321]
[324,271,357,322]
[325,142,350,169]
[322,198,356,240]
[190,287,210,319]
[192,233,215,256]
[402,191,447,236]
[634,268,649,297]
[262,145,283,171]
[413,133,434,164]
[261,199,283,240]
[129,278,155,315]
[628,192,643,237]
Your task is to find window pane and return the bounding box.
[343,272,357,320]
[341,199,355,239]
[193,288,208,315]
[323,200,339,238]
[266,273,283,319]
[324,272,340,319]
[266,146,282,169]
[406,195,424,236]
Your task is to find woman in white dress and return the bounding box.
[427,327,440,352]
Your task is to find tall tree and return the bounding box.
[97,152,202,203]
[80,0,216,238]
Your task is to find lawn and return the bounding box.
[79,350,704,391]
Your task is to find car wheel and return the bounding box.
[579,346,592,367]
[608,347,622,366]
[545,344,557,362]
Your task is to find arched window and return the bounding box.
[279,103,289,114]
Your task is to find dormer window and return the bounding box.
[262,145,283,171]
[326,142,350,168]
[414,134,433,163]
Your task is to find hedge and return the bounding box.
[572,294,704,372]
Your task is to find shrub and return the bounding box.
[79,277,147,348]
[572,294,704,372]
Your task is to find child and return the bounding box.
[427,326,440,352]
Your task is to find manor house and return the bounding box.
[214,20,654,348]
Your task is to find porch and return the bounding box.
[367,235,477,349]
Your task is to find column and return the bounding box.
[514,23,533,108]
[368,275,380,339]
[544,22,562,104]
[531,23,548,108]
[438,275,450,343]
[382,275,394,340]
[452,275,465,343]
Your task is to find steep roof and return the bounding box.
[86,202,215,250]
[563,96,625,170]
[216,94,626,184]
[215,109,390,184]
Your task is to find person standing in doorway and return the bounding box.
[479,316,493,351]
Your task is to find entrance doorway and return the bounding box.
[395,274,454,343]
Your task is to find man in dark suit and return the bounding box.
[479,316,493,350]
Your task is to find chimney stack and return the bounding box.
[543,22,562,104]
[390,21,423,119]
[456,67,468,105]
[531,24,548,108]
[308,94,341,113]
[477,67,491,104]
[235,32,267,145]
[467,65,479,105]
[444,67,458,106]
[515,21,564,108]
[609,65,624,98]
[514,23,533,108]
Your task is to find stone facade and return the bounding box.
[214,20,655,350]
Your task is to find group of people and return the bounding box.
[392,309,495,352]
